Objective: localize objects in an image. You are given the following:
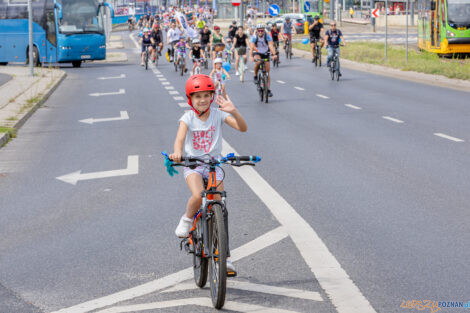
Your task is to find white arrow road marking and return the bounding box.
[161,280,323,301]
[434,133,464,142]
[382,116,404,124]
[56,155,139,185]
[221,140,377,313]
[97,74,126,80]
[95,297,299,313]
[89,89,125,97]
[79,111,129,124]
[51,227,288,313]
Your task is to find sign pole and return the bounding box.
[241,0,244,27]
[385,0,388,61]
[406,0,409,62]
[28,0,34,76]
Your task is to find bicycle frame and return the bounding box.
[188,164,226,259]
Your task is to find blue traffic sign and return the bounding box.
[304,0,311,12]
[269,4,280,17]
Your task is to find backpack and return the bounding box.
[254,34,268,47]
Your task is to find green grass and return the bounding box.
[293,42,470,80]
[0,127,17,138]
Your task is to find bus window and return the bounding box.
[57,0,104,34]
[46,11,56,46]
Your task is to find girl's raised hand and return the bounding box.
[216,94,236,113]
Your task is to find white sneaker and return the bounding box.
[175,215,193,238]
[235,71,239,76]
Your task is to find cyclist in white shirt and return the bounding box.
[167,22,183,62]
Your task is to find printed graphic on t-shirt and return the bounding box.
[192,126,215,153]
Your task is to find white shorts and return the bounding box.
[184,165,224,181]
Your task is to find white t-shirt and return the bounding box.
[179,108,230,158]
[167,28,182,42]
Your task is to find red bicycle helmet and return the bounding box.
[185,74,215,115]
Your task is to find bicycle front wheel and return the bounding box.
[209,203,227,309]
[193,215,208,288]
[239,61,244,82]
[330,63,335,80]
[264,74,269,103]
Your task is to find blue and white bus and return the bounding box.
[0,0,113,67]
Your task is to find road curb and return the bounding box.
[292,47,470,92]
[0,70,67,149]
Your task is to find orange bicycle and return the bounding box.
[162,152,261,309]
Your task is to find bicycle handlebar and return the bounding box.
[161,152,261,176]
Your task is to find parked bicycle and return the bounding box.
[162,153,261,309]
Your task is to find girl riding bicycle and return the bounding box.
[169,74,247,275]
[209,58,230,98]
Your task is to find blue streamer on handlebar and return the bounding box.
[161,151,179,177]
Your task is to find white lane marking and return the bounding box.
[51,227,288,313]
[79,111,129,124]
[178,102,189,108]
[129,33,140,50]
[158,78,167,81]
[434,133,464,142]
[94,297,299,313]
[156,74,164,77]
[294,86,305,91]
[56,156,139,186]
[161,82,170,85]
[221,140,377,313]
[89,89,125,97]
[162,280,322,301]
[316,94,329,99]
[164,86,174,90]
[168,90,179,95]
[382,116,404,124]
[97,74,125,80]
[173,96,185,101]
[277,80,286,84]
[250,70,254,73]
[345,104,361,110]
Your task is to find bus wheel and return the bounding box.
[27,46,40,67]
[0,62,8,66]
[72,61,82,68]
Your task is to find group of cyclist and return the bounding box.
[138,5,346,99]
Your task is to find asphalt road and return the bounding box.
[0,73,12,86]
[0,31,469,313]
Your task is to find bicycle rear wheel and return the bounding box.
[192,214,208,287]
[209,203,227,309]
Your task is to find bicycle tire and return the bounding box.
[174,58,178,72]
[259,74,264,102]
[193,215,208,288]
[180,61,184,76]
[209,203,227,309]
[264,73,269,103]
[145,51,148,70]
[336,65,340,81]
[330,62,335,80]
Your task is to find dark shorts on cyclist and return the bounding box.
[310,37,321,44]
[254,52,270,60]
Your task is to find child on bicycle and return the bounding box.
[169,74,248,275]
[175,36,189,73]
[209,58,230,98]
[189,39,205,75]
